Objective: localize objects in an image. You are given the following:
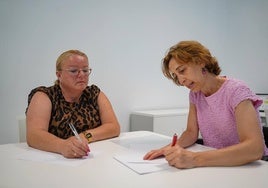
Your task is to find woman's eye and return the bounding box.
[178,69,184,74]
[70,69,78,73]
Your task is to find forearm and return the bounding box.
[193,141,263,167]
[27,129,64,154]
[85,122,120,142]
[177,130,198,148]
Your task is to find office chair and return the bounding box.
[263,126,268,147]
[261,126,268,161]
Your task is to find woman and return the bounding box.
[143,41,268,168]
[26,50,120,158]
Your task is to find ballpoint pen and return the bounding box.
[171,133,178,146]
[68,123,83,143]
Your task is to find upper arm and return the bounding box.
[185,103,199,139]
[97,91,119,125]
[235,100,263,143]
[26,91,52,132]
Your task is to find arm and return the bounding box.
[177,103,199,148]
[26,92,89,158]
[83,91,120,142]
[144,103,199,160]
[165,100,264,168]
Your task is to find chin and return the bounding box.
[75,84,87,90]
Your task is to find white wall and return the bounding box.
[0,0,268,144]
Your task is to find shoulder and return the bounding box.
[223,78,253,96]
[223,78,249,90]
[223,78,262,108]
[84,84,100,94]
[29,85,58,96]
[83,85,101,101]
[27,85,58,103]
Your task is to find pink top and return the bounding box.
[190,77,268,156]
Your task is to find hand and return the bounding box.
[164,145,195,169]
[60,136,90,158]
[143,146,167,160]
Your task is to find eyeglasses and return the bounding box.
[61,68,92,76]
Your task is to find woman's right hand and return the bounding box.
[60,136,90,158]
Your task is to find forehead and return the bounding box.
[168,57,184,71]
[63,54,89,67]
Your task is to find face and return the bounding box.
[57,54,90,92]
[168,57,204,92]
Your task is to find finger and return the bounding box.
[143,151,154,160]
[144,150,164,160]
[70,140,88,157]
[72,138,89,153]
[73,146,88,157]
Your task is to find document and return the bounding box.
[112,133,213,175]
[112,134,173,174]
[16,145,94,167]
[114,151,172,175]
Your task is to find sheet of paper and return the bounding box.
[114,151,172,175]
[112,134,173,174]
[112,134,213,175]
[16,146,95,167]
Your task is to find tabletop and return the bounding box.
[0,131,267,188]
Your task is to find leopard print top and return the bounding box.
[26,84,101,139]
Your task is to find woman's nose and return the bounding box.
[178,76,186,86]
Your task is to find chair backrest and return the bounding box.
[18,116,26,143]
[263,126,268,147]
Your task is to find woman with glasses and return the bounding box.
[26,50,120,158]
[143,41,268,167]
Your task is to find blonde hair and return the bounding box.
[162,41,221,86]
[54,50,88,85]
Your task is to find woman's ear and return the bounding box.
[56,71,61,81]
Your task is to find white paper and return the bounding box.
[112,134,173,174]
[114,151,172,175]
[16,146,94,167]
[112,134,213,175]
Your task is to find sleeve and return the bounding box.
[86,84,101,106]
[229,81,263,110]
[25,86,50,114]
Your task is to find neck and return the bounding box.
[59,84,81,103]
[202,75,226,97]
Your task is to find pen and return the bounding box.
[68,123,83,143]
[171,133,178,146]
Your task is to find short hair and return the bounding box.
[55,50,88,85]
[162,41,221,86]
[56,50,88,71]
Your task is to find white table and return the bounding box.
[0,131,267,188]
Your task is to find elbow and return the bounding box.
[109,121,120,137]
[26,134,34,148]
[255,147,264,161]
[250,142,264,162]
[26,130,34,147]
[114,122,121,136]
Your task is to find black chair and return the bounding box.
[262,126,268,147]
[195,138,204,145]
[261,126,268,161]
